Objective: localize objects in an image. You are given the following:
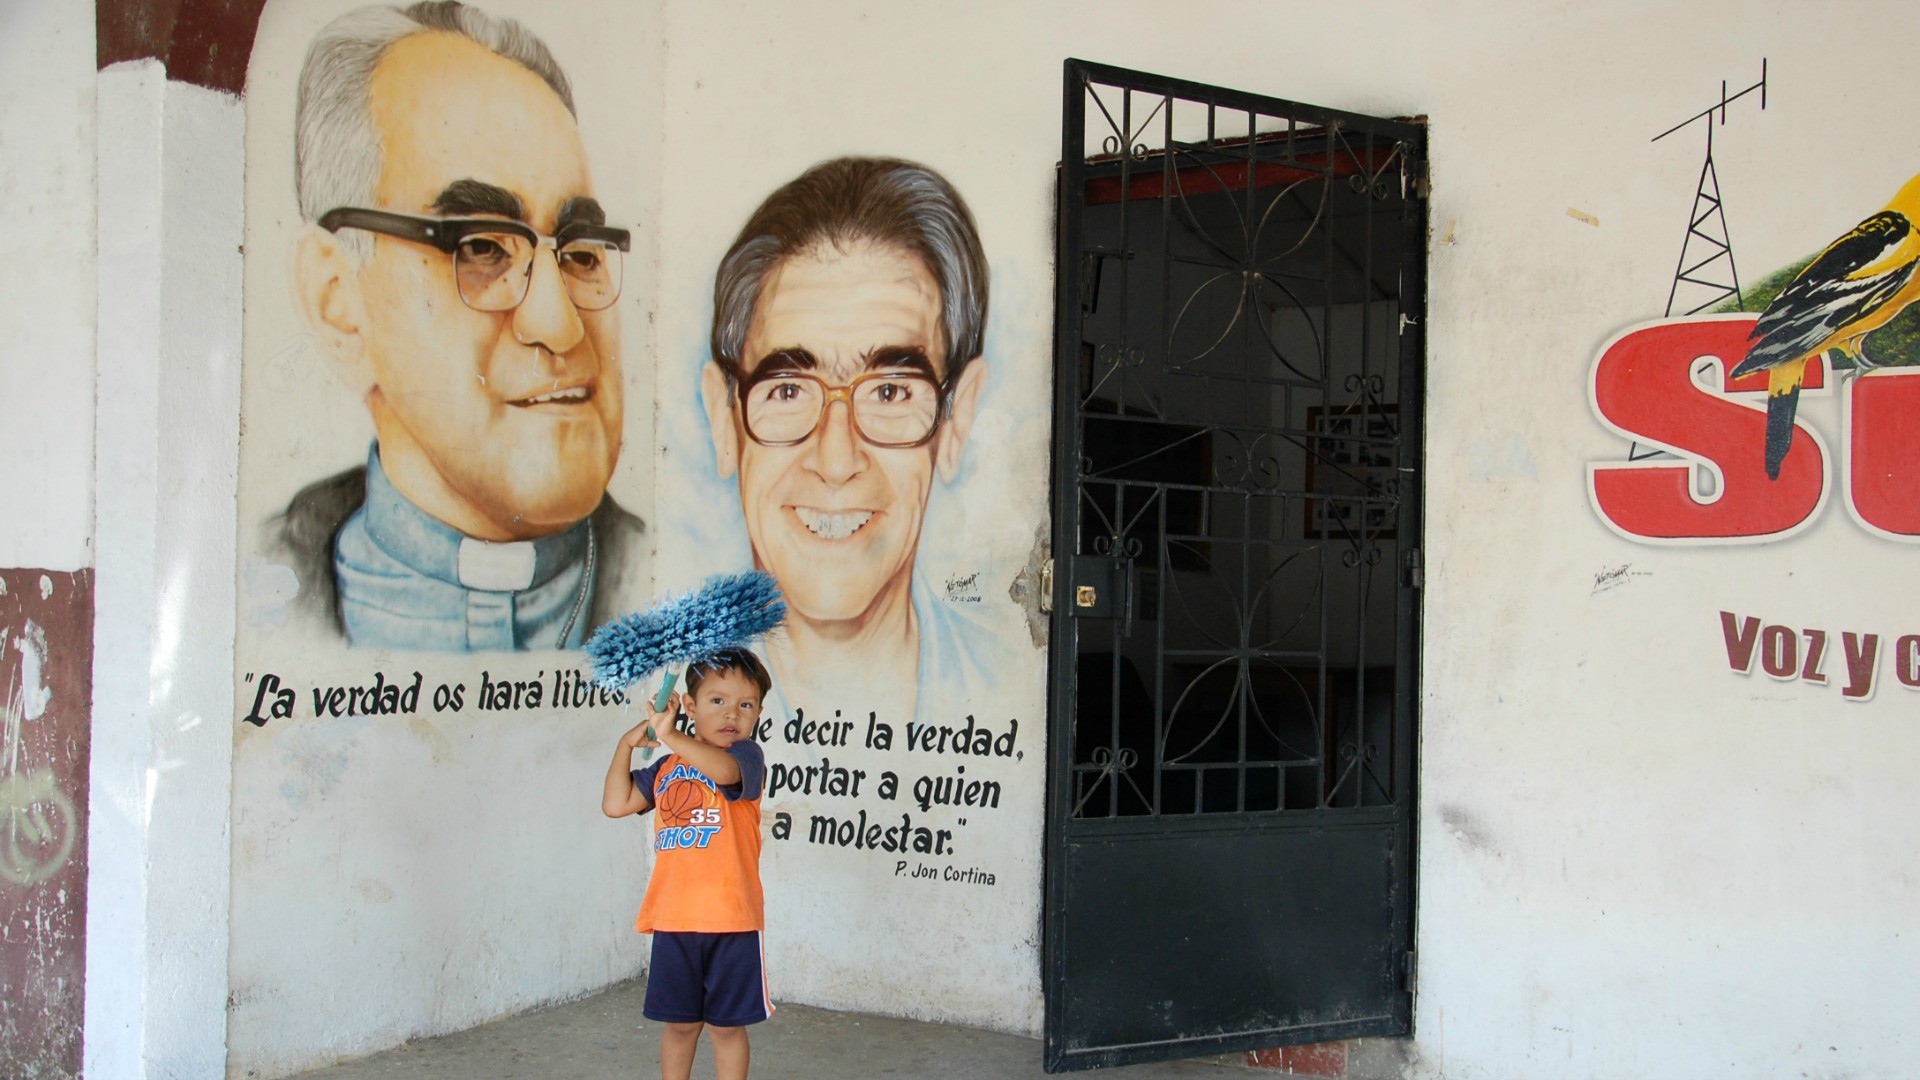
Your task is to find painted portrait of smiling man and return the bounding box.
[702,158,996,722]
[268,1,645,652]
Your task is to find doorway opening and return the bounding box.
[1044,60,1427,1072]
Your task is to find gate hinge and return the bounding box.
[1401,950,1417,990]
[1403,548,1424,590]
[1040,559,1054,614]
[1401,155,1430,200]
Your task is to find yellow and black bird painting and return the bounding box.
[1732,172,1920,478]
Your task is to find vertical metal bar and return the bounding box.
[1242,100,1258,390]
[1315,150,1335,810]
[1115,79,1137,818]
[1351,553,1370,809]
[1151,509,1164,811]
[1161,92,1175,385]
[1108,483,1123,820]
[1393,129,1428,1026]
[1317,540,1329,809]
[1106,84,1144,816]
[1121,84,1134,379]
[1394,137,1426,815]
[1043,59,1089,1073]
[1361,132,1375,398]
[1240,104,1258,814]
[1229,101,1255,816]
[1153,500,1170,814]
[1153,98,1176,813]
[1352,129,1377,807]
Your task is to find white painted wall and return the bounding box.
[1415,5,1920,1075]
[47,0,1917,1076]
[0,0,96,571]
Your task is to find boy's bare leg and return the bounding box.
[660,1021,704,1080]
[707,1024,750,1080]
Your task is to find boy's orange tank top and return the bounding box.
[633,745,765,934]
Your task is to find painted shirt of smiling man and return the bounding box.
[269,2,645,652]
[701,157,996,722]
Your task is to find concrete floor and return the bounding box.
[288,979,1248,1079]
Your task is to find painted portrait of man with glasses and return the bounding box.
[700,157,995,722]
[270,1,644,652]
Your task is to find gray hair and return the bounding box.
[295,1,575,262]
[711,157,989,378]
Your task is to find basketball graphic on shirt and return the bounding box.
[655,780,713,827]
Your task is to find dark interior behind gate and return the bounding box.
[1045,59,1427,1072]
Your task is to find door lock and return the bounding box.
[1067,555,1122,619]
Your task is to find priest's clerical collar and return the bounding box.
[358,447,588,591]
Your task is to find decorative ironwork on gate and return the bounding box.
[1044,61,1426,1071]
[1059,66,1424,823]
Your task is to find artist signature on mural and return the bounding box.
[943,572,982,603]
[4,621,77,887]
[1591,563,1651,596]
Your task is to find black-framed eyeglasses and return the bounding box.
[723,359,950,449]
[318,207,631,312]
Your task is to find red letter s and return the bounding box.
[1589,316,1826,543]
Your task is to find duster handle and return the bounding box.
[639,672,678,763]
[652,672,679,712]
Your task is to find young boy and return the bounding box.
[602,647,773,1080]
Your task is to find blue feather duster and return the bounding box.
[583,570,786,756]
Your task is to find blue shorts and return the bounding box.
[643,930,774,1027]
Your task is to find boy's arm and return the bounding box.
[718,740,765,801]
[602,717,660,817]
[654,722,744,786]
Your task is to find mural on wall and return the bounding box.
[659,153,1046,1024]
[1586,66,1920,703]
[694,157,1030,869]
[227,5,661,1064]
[232,0,1045,1043]
[697,158,996,728]
[236,1,650,734]
[0,569,92,1079]
[243,0,645,664]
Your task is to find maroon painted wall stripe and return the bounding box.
[97,0,268,96]
[0,569,95,1078]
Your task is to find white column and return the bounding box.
[88,60,243,1079]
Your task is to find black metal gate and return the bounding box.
[1044,60,1426,1072]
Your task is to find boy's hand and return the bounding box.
[620,720,656,750]
[606,699,675,817]
[622,691,682,750]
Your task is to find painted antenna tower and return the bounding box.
[1654,60,1768,317]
